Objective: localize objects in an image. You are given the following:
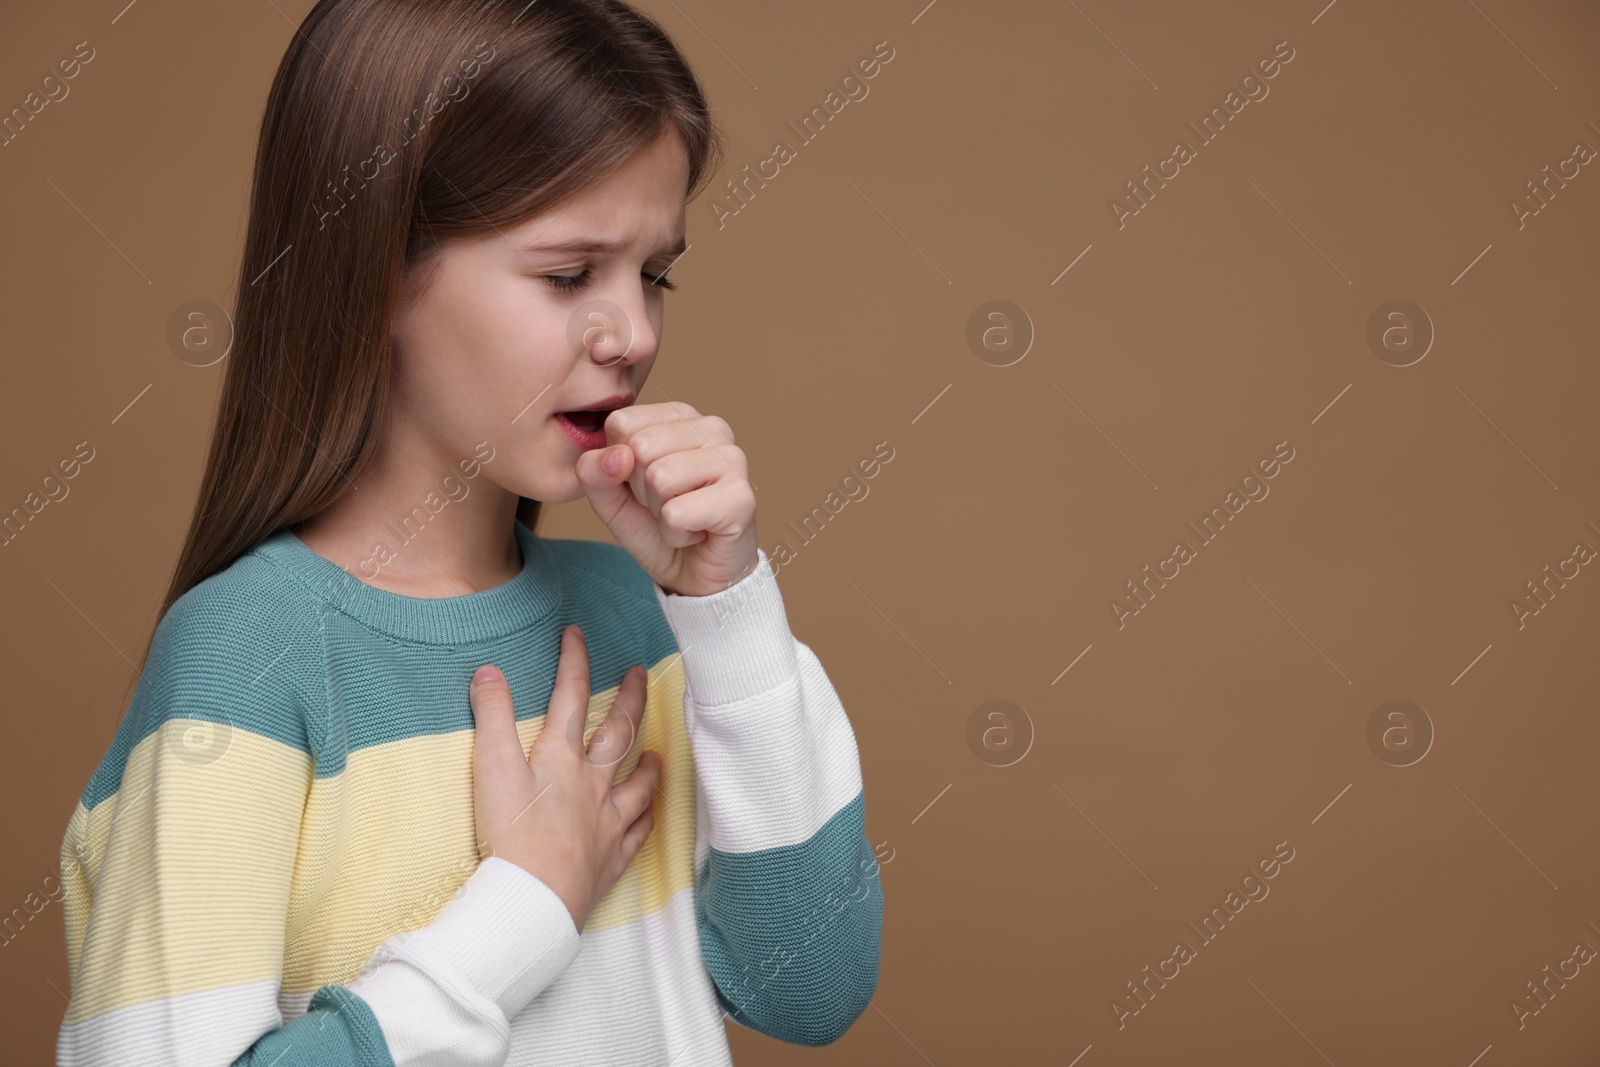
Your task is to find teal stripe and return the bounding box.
[312,538,679,774]
[695,791,883,1046]
[228,984,397,1065]
[84,537,680,806]
[80,555,322,811]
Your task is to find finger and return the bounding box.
[647,441,747,494]
[619,417,736,467]
[605,666,652,763]
[586,665,646,769]
[544,624,592,755]
[468,665,522,776]
[610,749,663,823]
[640,450,745,529]
[617,798,657,860]
[575,443,639,522]
[620,422,738,516]
[602,401,703,448]
[658,480,754,545]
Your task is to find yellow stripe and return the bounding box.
[280,652,697,993]
[60,723,311,1024]
[60,801,98,984]
[61,653,698,1016]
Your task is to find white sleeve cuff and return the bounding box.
[652,548,800,707]
[348,856,581,1059]
[400,856,579,1013]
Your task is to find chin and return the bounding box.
[518,471,587,506]
[546,484,588,506]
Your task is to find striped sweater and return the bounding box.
[56,520,883,1065]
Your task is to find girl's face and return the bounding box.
[388,129,690,506]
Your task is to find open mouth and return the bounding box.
[560,409,611,433]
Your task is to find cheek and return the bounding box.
[399,282,571,420]
[481,284,582,383]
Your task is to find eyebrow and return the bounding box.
[516,236,688,257]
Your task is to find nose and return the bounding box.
[577,286,660,369]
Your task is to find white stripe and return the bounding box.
[653,550,867,855]
[281,887,731,1066]
[507,885,731,1065]
[342,856,582,1064]
[687,642,866,854]
[58,978,284,1066]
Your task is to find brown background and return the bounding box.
[3,0,1598,1063]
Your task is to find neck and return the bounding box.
[293,430,524,598]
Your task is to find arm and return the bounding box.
[652,548,883,1046]
[58,591,580,1067]
[55,670,396,1066]
[344,856,580,1064]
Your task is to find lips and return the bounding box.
[556,393,633,430]
[555,393,634,448]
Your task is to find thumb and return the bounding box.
[575,444,637,515]
[575,445,660,559]
[468,665,524,775]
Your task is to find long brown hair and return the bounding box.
[140,0,722,678]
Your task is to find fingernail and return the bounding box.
[472,665,499,686]
[601,446,623,476]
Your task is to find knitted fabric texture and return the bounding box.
[57,522,882,1065]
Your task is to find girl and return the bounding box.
[54,1,882,1063]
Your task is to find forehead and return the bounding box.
[510,130,689,248]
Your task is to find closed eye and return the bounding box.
[542,268,678,293]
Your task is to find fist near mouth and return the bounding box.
[573,400,761,599]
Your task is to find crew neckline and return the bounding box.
[252,519,564,646]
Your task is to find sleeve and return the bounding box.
[343,856,581,1064]
[55,594,397,1066]
[57,588,582,1067]
[652,548,883,1047]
